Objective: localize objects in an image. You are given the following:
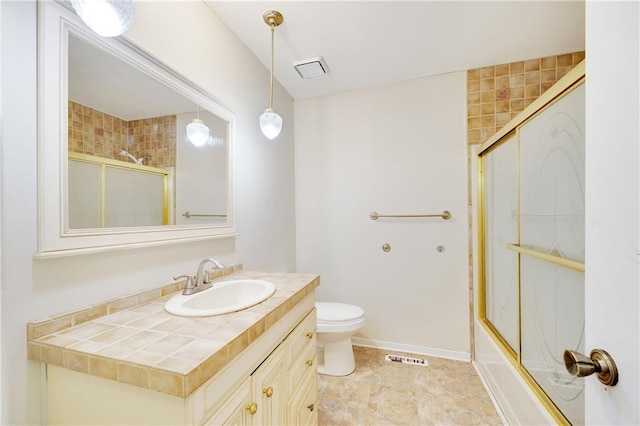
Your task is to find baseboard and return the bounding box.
[351,337,471,362]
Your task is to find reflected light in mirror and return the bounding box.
[186,118,210,147]
[71,0,135,37]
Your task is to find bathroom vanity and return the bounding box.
[27,268,319,425]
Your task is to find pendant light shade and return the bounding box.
[259,108,283,140]
[259,10,284,140]
[186,107,210,147]
[71,0,135,37]
[186,119,210,147]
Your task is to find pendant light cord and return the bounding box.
[269,24,275,110]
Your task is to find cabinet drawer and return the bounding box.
[287,308,316,364]
[288,344,317,397]
[287,367,318,426]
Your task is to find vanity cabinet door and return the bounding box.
[287,368,318,426]
[203,377,252,426]
[251,345,285,425]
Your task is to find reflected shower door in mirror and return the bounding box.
[37,1,236,256]
[68,152,170,228]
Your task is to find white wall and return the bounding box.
[295,73,470,358]
[0,2,296,424]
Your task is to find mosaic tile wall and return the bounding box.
[68,101,177,168]
[467,51,585,145]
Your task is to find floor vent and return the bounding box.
[384,354,428,366]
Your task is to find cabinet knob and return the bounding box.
[306,359,313,367]
[245,402,258,416]
[305,331,313,339]
[262,386,274,398]
[307,403,315,412]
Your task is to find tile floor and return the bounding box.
[317,346,503,425]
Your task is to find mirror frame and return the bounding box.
[36,1,236,258]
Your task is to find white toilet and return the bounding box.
[315,302,365,376]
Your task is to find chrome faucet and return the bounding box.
[174,258,225,295]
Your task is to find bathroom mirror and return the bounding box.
[37,2,236,257]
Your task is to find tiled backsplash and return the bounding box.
[467,51,585,145]
[27,264,242,341]
[68,101,177,168]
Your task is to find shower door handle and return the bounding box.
[563,349,618,386]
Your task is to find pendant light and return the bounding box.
[71,0,135,37]
[259,10,284,140]
[186,107,210,147]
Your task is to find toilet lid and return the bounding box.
[316,302,364,322]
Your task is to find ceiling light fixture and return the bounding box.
[259,10,284,140]
[71,0,135,37]
[186,107,210,147]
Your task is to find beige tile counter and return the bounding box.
[27,268,319,398]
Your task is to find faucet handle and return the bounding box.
[173,274,195,288]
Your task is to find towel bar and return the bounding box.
[369,211,451,220]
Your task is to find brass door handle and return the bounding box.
[305,331,313,339]
[307,403,315,412]
[306,359,313,367]
[245,402,258,415]
[263,386,274,398]
[563,349,618,386]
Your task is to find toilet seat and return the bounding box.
[316,302,364,323]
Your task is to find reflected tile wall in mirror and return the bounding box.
[68,101,177,168]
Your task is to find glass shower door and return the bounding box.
[482,135,519,353]
[480,80,585,424]
[519,83,585,424]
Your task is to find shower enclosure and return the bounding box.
[477,63,585,424]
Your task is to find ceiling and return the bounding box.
[205,1,585,101]
[69,33,196,120]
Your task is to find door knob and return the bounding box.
[563,349,618,386]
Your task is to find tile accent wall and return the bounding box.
[68,101,177,168]
[467,51,585,145]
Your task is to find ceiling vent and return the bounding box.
[293,56,329,79]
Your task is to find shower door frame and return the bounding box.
[476,61,585,425]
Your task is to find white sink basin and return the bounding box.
[165,279,276,317]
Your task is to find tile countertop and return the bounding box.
[27,268,320,398]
